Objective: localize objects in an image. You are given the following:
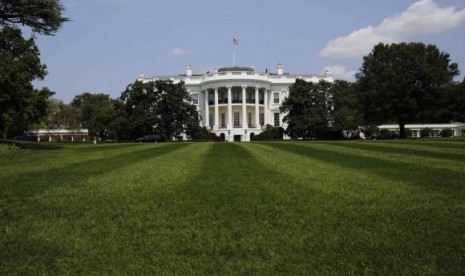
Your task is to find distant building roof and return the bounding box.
[217,66,254,72]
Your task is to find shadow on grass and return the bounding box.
[325,141,465,163]
[1,140,64,151]
[262,142,465,195]
[390,139,465,150]
[145,143,329,274]
[0,143,190,199]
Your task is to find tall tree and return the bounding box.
[0,27,49,138]
[120,80,199,140]
[356,42,459,138]
[280,79,332,139]
[0,0,68,35]
[331,80,363,137]
[71,93,116,138]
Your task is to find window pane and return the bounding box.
[274,113,280,126]
[273,93,279,103]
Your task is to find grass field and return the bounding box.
[1,140,464,274]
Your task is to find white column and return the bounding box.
[242,86,247,128]
[204,90,209,128]
[227,86,232,129]
[264,90,268,127]
[255,87,259,128]
[214,88,219,130]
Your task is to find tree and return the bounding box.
[71,93,117,138]
[0,0,68,35]
[0,27,49,138]
[357,42,459,138]
[331,80,363,138]
[120,80,199,140]
[280,79,332,139]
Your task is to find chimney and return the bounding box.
[186,64,192,76]
[277,63,284,75]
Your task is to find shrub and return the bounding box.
[252,125,284,141]
[188,126,221,141]
[405,128,412,138]
[440,128,453,138]
[0,143,20,155]
[420,127,432,138]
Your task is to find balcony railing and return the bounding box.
[207,99,265,105]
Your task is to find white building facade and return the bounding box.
[379,123,465,138]
[138,64,333,141]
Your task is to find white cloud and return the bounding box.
[320,0,465,59]
[324,65,357,81]
[170,48,189,56]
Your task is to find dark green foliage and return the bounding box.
[187,126,220,141]
[0,0,68,35]
[331,80,363,135]
[0,27,51,138]
[120,80,199,140]
[357,42,459,138]
[420,128,432,138]
[444,79,465,122]
[440,128,453,138]
[252,125,284,140]
[71,93,118,138]
[280,79,332,139]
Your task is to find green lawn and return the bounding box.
[1,140,464,274]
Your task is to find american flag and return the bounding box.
[233,37,239,46]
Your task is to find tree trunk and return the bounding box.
[399,122,406,139]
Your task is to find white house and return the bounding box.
[137,64,333,141]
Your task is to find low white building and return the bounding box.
[29,129,90,142]
[378,123,465,137]
[138,64,333,141]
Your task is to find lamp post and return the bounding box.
[244,129,247,142]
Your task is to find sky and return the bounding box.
[32,0,465,102]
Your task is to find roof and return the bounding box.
[217,66,254,72]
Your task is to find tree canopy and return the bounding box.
[280,79,333,139]
[71,93,117,138]
[356,42,459,138]
[0,27,51,138]
[120,80,200,140]
[0,0,68,35]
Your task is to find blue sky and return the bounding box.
[33,0,465,102]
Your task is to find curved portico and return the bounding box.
[203,85,269,141]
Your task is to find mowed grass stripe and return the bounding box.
[266,141,465,195]
[322,141,465,174]
[0,143,208,275]
[1,141,464,274]
[331,139,465,161]
[248,142,465,274]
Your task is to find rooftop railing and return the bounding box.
[138,71,331,84]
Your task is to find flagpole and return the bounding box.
[233,46,235,66]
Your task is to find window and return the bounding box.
[273,92,279,104]
[234,112,240,127]
[259,113,264,126]
[192,93,198,105]
[209,114,214,127]
[233,91,240,102]
[221,113,226,127]
[248,112,252,126]
[274,113,280,126]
